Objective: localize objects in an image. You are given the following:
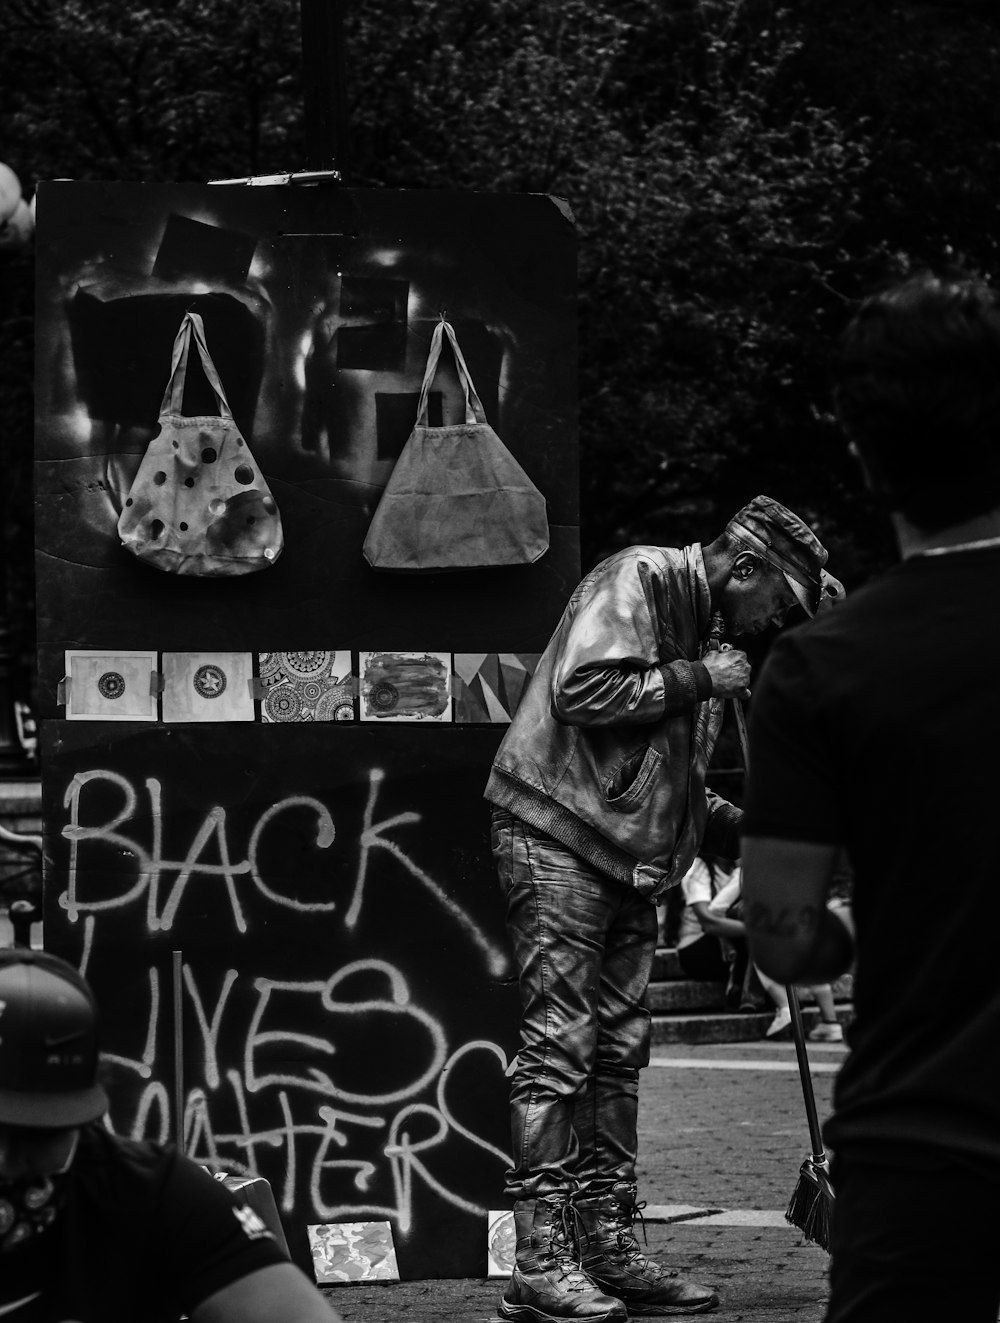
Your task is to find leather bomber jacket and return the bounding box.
[484,542,743,898]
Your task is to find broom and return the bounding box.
[718,654,835,1251]
[783,984,835,1250]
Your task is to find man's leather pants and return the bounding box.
[491,809,657,1199]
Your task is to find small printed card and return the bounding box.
[308,1221,400,1284]
[161,652,255,723]
[452,653,541,724]
[258,650,356,723]
[359,650,452,722]
[487,1209,517,1277]
[64,650,158,721]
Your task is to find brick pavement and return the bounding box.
[319,1224,831,1321]
[318,1040,843,1322]
[636,1043,839,1210]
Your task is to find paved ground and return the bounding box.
[319,1039,844,1321]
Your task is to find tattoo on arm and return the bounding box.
[743,899,822,940]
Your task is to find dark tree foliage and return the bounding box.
[2,0,1000,707]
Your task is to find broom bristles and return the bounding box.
[785,1155,835,1252]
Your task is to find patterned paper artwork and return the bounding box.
[359,651,452,722]
[487,1210,517,1277]
[258,650,356,723]
[64,650,159,721]
[308,1221,400,1284]
[452,653,541,724]
[161,652,255,723]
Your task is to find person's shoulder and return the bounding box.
[75,1125,248,1229]
[593,544,684,571]
[572,544,685,600]
[77,1121,163,1165]
[75,1123,193,1191]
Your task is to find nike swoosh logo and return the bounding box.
[44,1031,84,1048]
[0,1291,42,1316]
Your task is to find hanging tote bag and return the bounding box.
[362,319,549,571]
[117,311,283,576]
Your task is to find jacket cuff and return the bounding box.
[691,661,713,702]
[659,660,700,715]
[703,798,743,859]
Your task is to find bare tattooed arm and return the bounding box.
[741,837,854,984]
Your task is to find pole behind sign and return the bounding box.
[299,0,350,178]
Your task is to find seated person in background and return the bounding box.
[675,853,746,994]
[706,870,843,1042]
[0,949,339,1323]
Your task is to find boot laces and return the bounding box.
[611,1199,678,1280]
[542,1201,594,1291]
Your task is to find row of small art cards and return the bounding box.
[306,1210,516,1285]
[60,649,540,725]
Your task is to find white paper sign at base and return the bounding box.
[487,1209,517,1277]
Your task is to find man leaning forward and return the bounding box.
[485,496,843,1321]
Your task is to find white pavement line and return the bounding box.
[687,1210,791,1227]
[643,1204,719,1221]
[644,1206,790,1227]
[647,1057,839,1073]
[702,1040,847,1052]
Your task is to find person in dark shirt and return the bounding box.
[741,271,1000,1322]
[0,948,338,1323]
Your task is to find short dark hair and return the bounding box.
[832,272,1000,532]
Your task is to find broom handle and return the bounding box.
[786,983,827,1158]
[711,626,830,1164]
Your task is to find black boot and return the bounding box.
[576,1182,719,1315]
[499,1197,628,1322]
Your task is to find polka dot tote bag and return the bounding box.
[117,311,283,576]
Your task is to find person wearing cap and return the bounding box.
[0,949,339,1323]
[484,495,841,1323]
[741,272,1000,1322]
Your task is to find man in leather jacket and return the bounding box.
[486,495,841,1322]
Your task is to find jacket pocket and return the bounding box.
[603,745,662,811]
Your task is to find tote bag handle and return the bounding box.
[159,311,234,420]
[415,319,488,428]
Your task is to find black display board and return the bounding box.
[34,183,578,1277]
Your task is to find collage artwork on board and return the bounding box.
[60,649,542,725]
[33,181,578,1281]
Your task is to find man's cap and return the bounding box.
[0,949,108,1128]
[726,494,832,616]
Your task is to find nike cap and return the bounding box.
[0,949,108,1128]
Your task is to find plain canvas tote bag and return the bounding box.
[362,319,549,571]
[117,311,283,576]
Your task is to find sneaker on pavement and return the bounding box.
[765,1007,792,1038]
[808,1020,843,1043]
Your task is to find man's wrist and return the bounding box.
[691,661,713,702]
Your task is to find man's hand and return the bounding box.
[703,648,751,699]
